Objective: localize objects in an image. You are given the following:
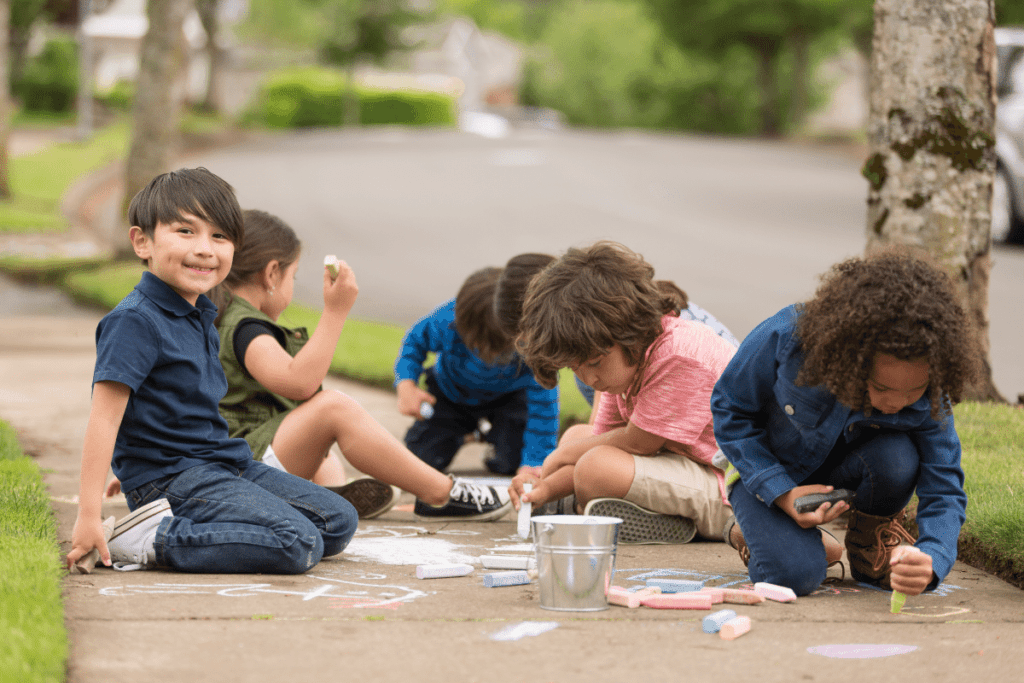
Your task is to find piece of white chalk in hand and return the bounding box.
[518,483,532,539]
[324,255,340,280]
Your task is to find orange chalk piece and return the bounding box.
[608,585,661,609]
[753,582,796,603]
[719,588,766,605]
[719,615,752,640]
[697,587,725,604]
[640,591,713,610]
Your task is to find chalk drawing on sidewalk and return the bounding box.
[897,606,971,619]
[98,574,428,609]
[807,644,918,659]
[490,621,560,642]
[345,525,482,566]
[614,568,752,589]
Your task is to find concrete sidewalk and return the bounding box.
[0,311,1020,683]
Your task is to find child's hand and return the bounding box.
[777,484,850,528]
[509,471,548,511]
[396,379,435,418]
[104,476,122,498]
[890,546,934,596]
[66,513,110,571]
[323,258,358,317]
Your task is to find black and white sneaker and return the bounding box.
[327,477,400,519]
[414,476,512,522]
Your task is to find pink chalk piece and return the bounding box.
[640,591,713,610]
[720,588,766,605]
[697,587,725,604]
[608,585,661,609]
[719,615,752,640]
[753,582,797,603]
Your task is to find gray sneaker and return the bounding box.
[584,498,696,544]
[108,498,173,570]
[327,478,400,519]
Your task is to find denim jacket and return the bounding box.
[711,305,966,584]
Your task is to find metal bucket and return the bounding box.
[532,515,622,611]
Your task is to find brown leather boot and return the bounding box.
[844,509,916,588]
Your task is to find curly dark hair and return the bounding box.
[517,241,687,391]
[796,247,981,419]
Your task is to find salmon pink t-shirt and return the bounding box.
[593,315,736,502]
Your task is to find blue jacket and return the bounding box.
[394,299,559,468]
[711,305,966,585]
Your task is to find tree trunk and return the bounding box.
[120,0,191,257]
[746,35,782,137]
[0,0,10,199]
[789,28,810,133]
[195,0,224,113]
[863,0,1002,402]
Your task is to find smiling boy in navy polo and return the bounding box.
[65,168,357,573]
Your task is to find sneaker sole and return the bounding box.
[584,498,696,544]
[414,498,513,523]
[327,479,399,519]
[111,498,172,540]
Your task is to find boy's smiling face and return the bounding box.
[130,213,234,306]
[571,344,638,396]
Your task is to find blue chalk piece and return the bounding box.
[483,571,531,587]
[702,609,738,634]
[645,578,703,593]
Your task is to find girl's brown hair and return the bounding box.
[796,247,982,418]
[494,253,556,337]
[209,209,302,324]
[517,241,686,391]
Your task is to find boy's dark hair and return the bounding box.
[210,209,302,323]
[128,167,244,247]
[517,241,687,390]
[456,267,513,364]
[494,253,556,337]
[796,247,982,419]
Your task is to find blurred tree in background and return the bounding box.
[0,0,10,198]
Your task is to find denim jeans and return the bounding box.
[125,460,358,574]
[728,430,919,595]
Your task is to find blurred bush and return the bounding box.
[521,0,759,134]
[244,67,456,128]
[95,80,135,112]
[13,36,78,113]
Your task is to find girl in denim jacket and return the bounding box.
[711,249,981,596]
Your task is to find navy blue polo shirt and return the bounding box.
[94,271,252,492]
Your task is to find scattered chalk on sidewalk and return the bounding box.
[753,582,797,603]
[645,578,703,593]
[719,588,766,605]
[480,555,536,570]
[483,570,536,587]
[640,591,713,610]
[719,615,752,640]
[702,609,738,633]
[608,585,661,609]
[416,563,474,579]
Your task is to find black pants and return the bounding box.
[404,369,527,475]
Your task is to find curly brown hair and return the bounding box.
[796,247,981,418]
[517,241,686,390]
[455,267,513,364]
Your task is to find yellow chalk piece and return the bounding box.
[890,590,907,614]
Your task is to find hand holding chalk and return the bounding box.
[517,483,532,538]
[324,255,341,280]
[321,256,358,317]
[889,545,933,597]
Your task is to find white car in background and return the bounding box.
[994,27,1024,243]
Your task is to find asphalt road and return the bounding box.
[185,127,1024,400]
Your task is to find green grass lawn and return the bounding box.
[0,421,67,683]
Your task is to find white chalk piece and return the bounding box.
[324,255,340,280]
[702,609,738,634]
[518,483,533,539]
[483,570,533,587]
[416,563,474,579]
[481,555,536,570]
[419,402,434,419]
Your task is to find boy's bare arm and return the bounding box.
[66,381,130,570]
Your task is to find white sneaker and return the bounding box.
[108,498,173,571]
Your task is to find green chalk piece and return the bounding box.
[890,591,907,614]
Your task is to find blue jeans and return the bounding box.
[125,461,358,574]
[728,431,919,595]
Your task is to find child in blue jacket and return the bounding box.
[711,249,980,596]
[395,267,559,477]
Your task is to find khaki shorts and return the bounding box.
[625,452,731,540]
